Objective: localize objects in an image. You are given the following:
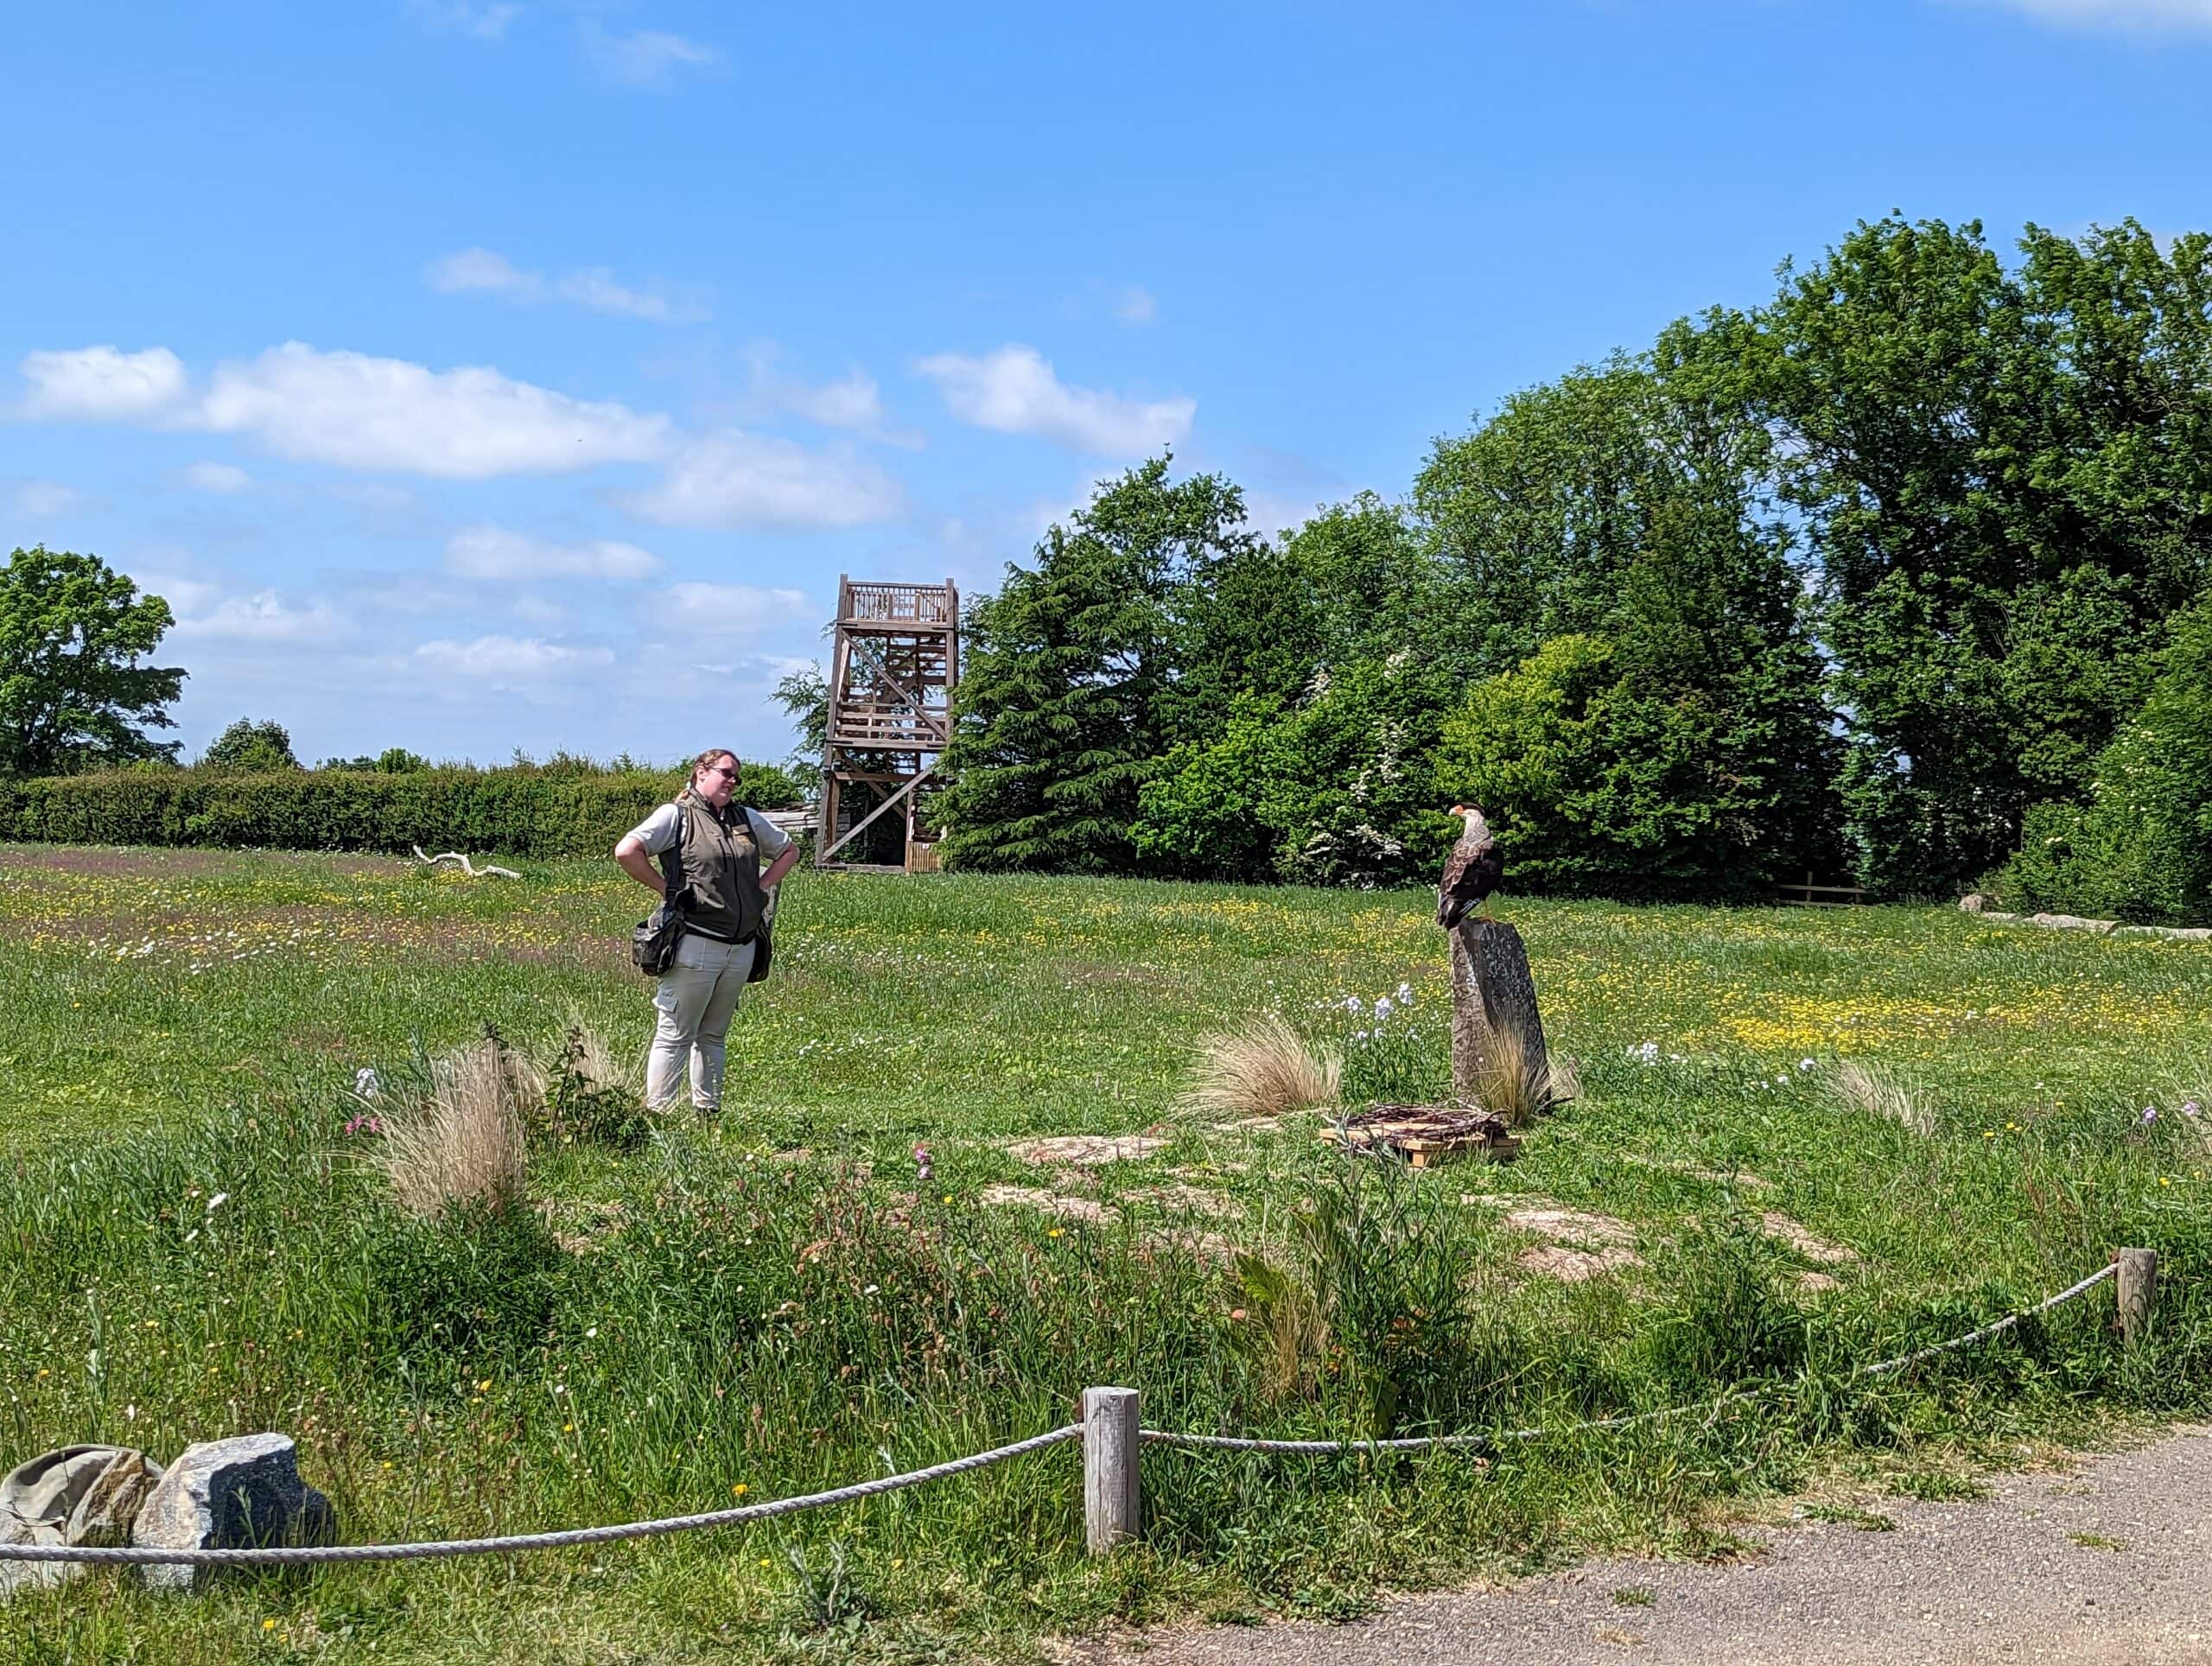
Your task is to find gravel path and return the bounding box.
[1092,1427,2212,1666]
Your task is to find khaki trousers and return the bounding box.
[647,932,756,1111]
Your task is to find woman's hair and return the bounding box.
[690,747,740,784]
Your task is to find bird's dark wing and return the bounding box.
[1437,836,1497,928]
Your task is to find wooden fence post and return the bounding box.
[1082,1386,1140,1555]
[2117,1248,2158,1349]
[1451,919,1552,1113]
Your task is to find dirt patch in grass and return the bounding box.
[1502,1206,1637,1248]
[1761,1211,1858,1264]
[1142,1225,1240,1262]
[1126,1184,1244,1220]
[1491,1204,1644,1282]
[1518,1243,1643,1281]
[1005,1134,1168,1167]
[977,1185,1121,1224]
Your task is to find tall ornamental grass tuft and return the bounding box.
[1176,1014,1340,1123]
[381,1038,530,1219]
[1465,1019,1550,1128]
[1827,1059,1936,1138]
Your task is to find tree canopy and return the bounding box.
[0,546,185,777]
[941,216,2211,915]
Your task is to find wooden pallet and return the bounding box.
[1320,1104,1522,1167]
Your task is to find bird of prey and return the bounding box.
[1436,804,1504,928]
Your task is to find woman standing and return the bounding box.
[614,748,799,1114]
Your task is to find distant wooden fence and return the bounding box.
[1776,870,1867,907]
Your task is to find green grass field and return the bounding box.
[1,843,2208,1663]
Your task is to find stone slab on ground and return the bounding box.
[1086,1426,2212,1666]
[131,1433,334,1593]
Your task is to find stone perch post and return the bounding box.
[1451,919,1551,1111]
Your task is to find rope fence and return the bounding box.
[0,1250,2156,1570]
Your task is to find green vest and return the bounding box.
[674,792,766,944]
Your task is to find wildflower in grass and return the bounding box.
[730,1483,748,1497]
[2142,1106,2158,1125]
[941,1194,952,1204]
[913,1143,933,1184]
[1047,1228,1064,1238]
[207,1192,228,1212]
[2184,1101,2202,1119]
[263,1618,276,1632]
[1373,996,1394,1020]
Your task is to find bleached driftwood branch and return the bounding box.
[411,845,521,880]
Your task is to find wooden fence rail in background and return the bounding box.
[1777,869,1867,907]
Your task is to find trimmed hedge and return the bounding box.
[0,766,804,860]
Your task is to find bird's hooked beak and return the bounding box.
[1447,804,1466,817]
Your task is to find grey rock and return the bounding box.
[1,1445,163,1599]
[130,1433,334,1593]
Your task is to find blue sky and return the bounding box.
[5,0,2208,767]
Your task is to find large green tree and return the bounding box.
[203,718,302,772]
[1135,657,1456,888]
[1688,216,2212,894]
[939,457,1258,872]
[2001,590,2212,925]
[1416,360,1840,893]
[0,545,185,776]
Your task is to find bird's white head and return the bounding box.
[1449,804,1489,838]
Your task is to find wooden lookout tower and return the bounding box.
[816,576,958,871]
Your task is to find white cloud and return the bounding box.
[581,21,722,86]
[1115,286,1159,326]
[424,247,710,322]
[444,523,661,582]
[626,430,904,528]
[1955,0,2212,29]
[409,1,522,41]
[16,346,188,420]
[915,345,1193,455]
[651,582,814,636]
[11,480,79,517]
[741,348,921,446]
[778,368,883,430]
[195,342,671,478]
[511,595,567,626]
[171,588,353,645]
[414,634,614,677]
[179,461,251,494]
[423,246,533,297]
